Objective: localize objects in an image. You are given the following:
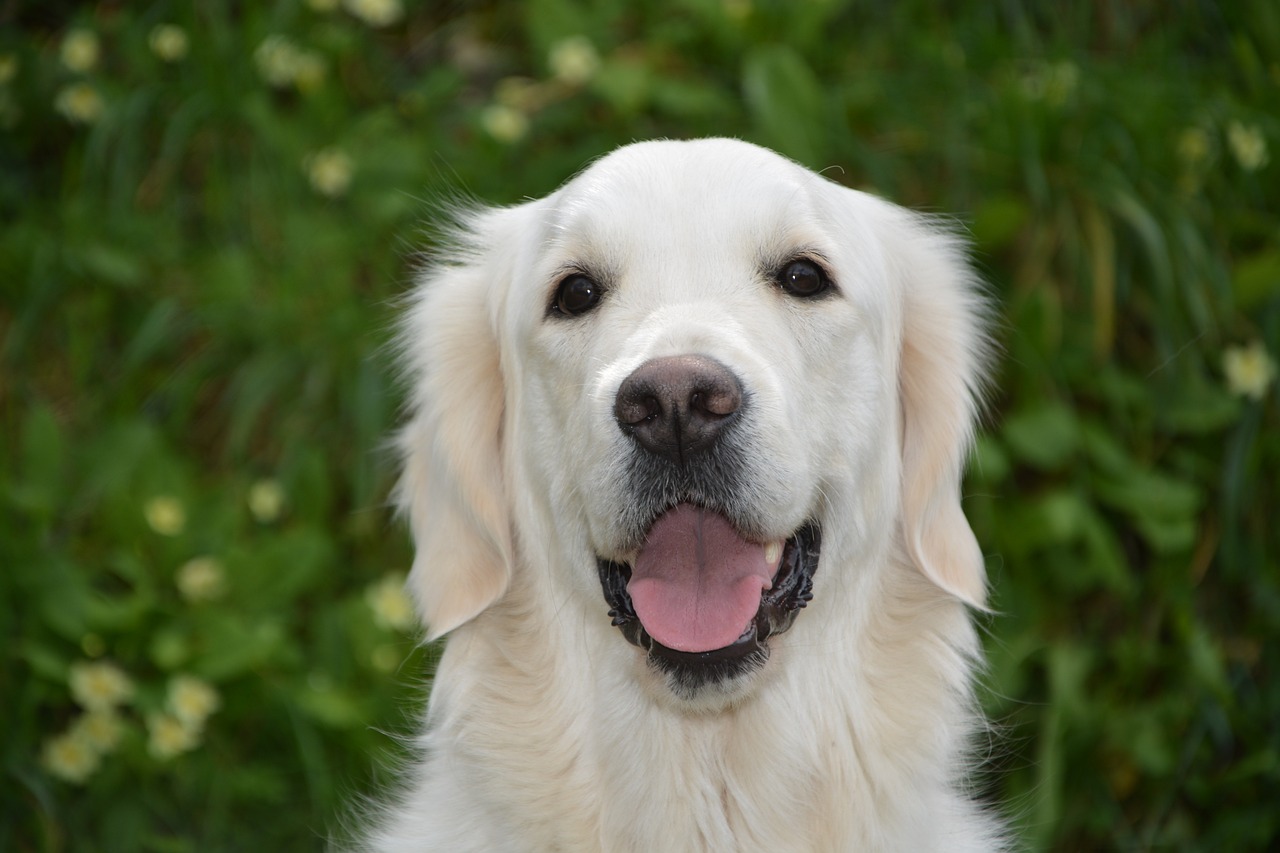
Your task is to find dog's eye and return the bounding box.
[776,259,831,298]
[553,274,603,317]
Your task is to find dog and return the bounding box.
[364,138,1004,851]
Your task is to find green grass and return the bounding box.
[2,1,1277,850]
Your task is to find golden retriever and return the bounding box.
[364,139,1004,851]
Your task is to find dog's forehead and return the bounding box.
[549,140,831,250]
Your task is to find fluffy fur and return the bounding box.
[362,138,1003,852]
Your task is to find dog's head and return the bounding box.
[397,139,989,703]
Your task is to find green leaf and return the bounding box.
[742,45,826,166]
[1232,248,1280,310]
[1001,402,1079,470]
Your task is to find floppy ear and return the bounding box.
[395,211,514,641]
[892,213,992,609]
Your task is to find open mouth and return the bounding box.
[597,503,821,689]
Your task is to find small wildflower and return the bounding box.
[1224,340,1277,401]
[41,730,101,783]
[344,0,404,28]
[1227,122,1269,172]
[144,495,186,535]
[69,661,134,712]
[148,24,189,63]
[548,36,600,87]
[304,148,354,198]
[0,54,18,85]
[54,83,104,125]
[146,712,199,760]
[366,573,416,631]
[248,478,287,521]
[255,36,325,91]
[480,104,529,144]
[70,709,126,754]
[167,675,221,727]
[176,556,227,602]
[60,29,100,73]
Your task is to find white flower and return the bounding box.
[480,104,529,144]
[548,36,600,87]
[167,675,221,727]
[1224,340,1277,400]
[60,29,100,73]
[144,495,185,535]
[176,556,227,602]
[1227,122,1269,172]
[303,149,354,198]
[146,712,199,760]
[366,573,416,631]
[54,83,104,125]
[344,0,403,28]
[148,24,189,63]
[70,709,126,754]
[69,661,134,712]
[42,730,101,783]
[255,36,326,90]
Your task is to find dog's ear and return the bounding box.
[395,210,517,641]
[892,213,992,609]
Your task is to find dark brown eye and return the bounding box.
[776,259,831,298]
[553,274,603,316]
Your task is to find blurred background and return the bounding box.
[2,1,1277,850]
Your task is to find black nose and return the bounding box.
[614,355,743,464]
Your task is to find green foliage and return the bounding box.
[2,1,1277,850]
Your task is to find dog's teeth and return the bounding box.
[764,539,783,566]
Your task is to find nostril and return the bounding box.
[614,355,744,464]
[616,393,662,427]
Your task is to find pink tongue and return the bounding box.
[627,504,775,653]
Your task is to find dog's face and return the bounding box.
[398,139,989,706]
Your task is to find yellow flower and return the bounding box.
[144,495,186,535]
[1227,122,1269,172]
[54,83,104,125]
[548,36,600,87]
[366,573,416,631]
[167,675,221,727]
[1224,340,1277,401]
[303,149,354,198]
[146,712,199,760]
[344,0,403,28]
[480,104,529,144]
[148,24,189,62]
[70,709,126,754]
[176,556,227,602]
[0,54,18,85]
[69,660,134,712]
[60,29,100,73]
[42,730,101,784]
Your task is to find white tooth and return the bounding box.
[764,539,783,566]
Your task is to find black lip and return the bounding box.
[597,521,821,691]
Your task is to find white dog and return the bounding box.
[365,138,1004,851]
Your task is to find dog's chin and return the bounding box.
[597,521,821,705]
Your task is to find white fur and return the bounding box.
[362,139,1003,852]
